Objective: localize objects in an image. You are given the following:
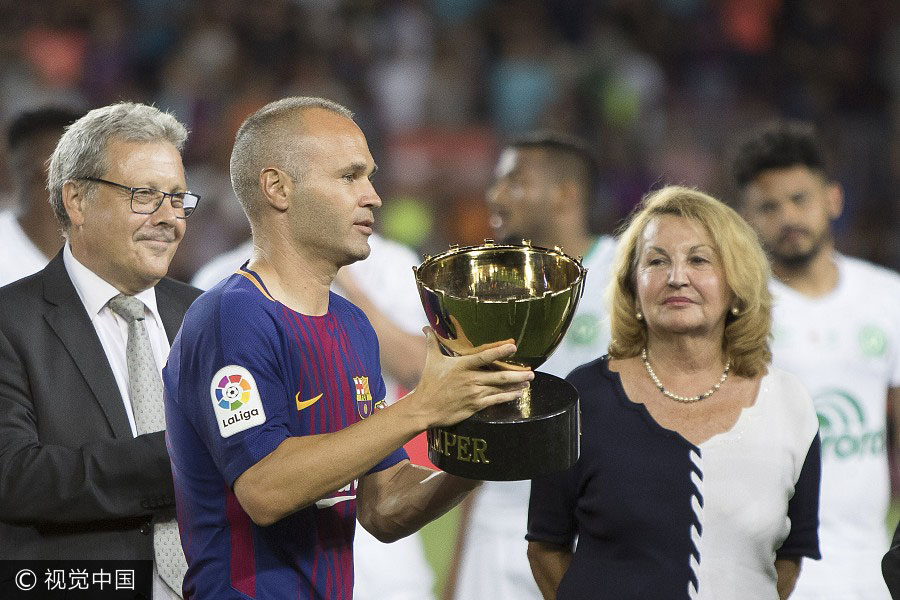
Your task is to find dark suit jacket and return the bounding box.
[0,251,201,559]
[884,521,900,598]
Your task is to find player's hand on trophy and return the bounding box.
[409,326,533,428]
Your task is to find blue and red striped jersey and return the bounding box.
[163,265,408,599]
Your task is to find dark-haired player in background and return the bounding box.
[730,120,900,600]
[0,105,83,285]
[446,131,618,600]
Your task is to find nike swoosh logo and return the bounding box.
[296,392,323,411]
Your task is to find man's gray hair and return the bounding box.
[229,96,354,220]
[47,102,188,230]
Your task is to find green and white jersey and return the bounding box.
[539,235,618,380]
[772,253,900,600]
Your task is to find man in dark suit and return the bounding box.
[0,102,201,599]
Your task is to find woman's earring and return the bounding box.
[636,311,643,320]
[731,306,739,316]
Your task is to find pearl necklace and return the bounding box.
[641,347,731,403]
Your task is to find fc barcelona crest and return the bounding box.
[354,376,375,418]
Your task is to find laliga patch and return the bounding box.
[210,365,266,438]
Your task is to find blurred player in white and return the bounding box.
[192,230,436,600]
[0,106,82,285]
[445,132,617,600]
[730,120,900,600]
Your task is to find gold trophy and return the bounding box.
[413,240,586,480]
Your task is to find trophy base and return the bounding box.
[427,371,579,481]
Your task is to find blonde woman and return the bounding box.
[527,186,820,600]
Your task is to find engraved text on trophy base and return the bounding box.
[428,430,490,464]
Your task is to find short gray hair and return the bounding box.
[229,96,354,221]
[48,102,188,230]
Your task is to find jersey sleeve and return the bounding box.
[776,432,822,560]
[181,289,295,487]
[527,462,578,549]
[368,447,408,473]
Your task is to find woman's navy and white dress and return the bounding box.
[527,357,821,600]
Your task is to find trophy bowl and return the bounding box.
[413,240,586,480]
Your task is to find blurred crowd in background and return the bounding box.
[0,0,897,282]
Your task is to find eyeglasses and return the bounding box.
[78,177,200,218]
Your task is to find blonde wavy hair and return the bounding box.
[607,185,772,377]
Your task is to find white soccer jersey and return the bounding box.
[454,235,618,600]
[0,210,50,286]
[772,253,900,600]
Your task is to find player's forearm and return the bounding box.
[357,462,478,543]
[527,541,572,599]
[234,334,531,526]
[233,402,424,527]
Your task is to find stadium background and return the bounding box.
[1,1,898,594]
